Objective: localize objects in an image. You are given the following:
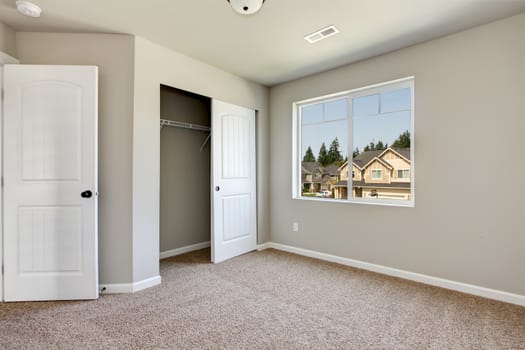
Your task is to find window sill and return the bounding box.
[293,196,415,208]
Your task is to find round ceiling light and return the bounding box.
[227,0,265,15]
[16,1,42,18]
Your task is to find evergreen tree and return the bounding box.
[364,141,375,152]
[302,146,316,162]
[376,140,385,151]
[352,148,360,159]
[317,142,329,166]
[327,137,343,165]
[391,130,411,148]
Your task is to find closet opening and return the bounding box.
[159,85,212,262]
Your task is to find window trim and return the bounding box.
[292,76,415,207]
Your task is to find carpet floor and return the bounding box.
[0,248,524,349]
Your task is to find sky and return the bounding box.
[301,88,411,159]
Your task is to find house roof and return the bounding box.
[338,147,411,173]
[335,180,411,189]
[323,164,340,176]
[301,162,323,175]
[353,150,384,169]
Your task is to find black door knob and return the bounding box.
[81,190,93,198]
[215,186,220,192]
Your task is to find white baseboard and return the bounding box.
[100,275,161,294]
[258,242,525,307]
[160,241,210,260]
[257,242,272,251]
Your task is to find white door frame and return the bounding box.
[0,51,19,302]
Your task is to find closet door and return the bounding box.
[211,100,257,263]
[3,65,98,301]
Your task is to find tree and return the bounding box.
[303,146,316,162]
[327,137,343,165]
[352,148,360,159]
[391,130,411,148]
[363,139,386,152]
[317,142,329,166]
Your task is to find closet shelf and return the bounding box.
[160,118,211,152]
[160,118,210,132]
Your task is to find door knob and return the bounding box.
[81,190,93,198]
[215,186,220,192]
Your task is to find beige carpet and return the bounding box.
[1,248,524,349]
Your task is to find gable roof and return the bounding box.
[353,150,384,169]
[378,147,411,162]
[323,164,340,176]
[301,162,323,174]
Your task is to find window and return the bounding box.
[293,77,414,206]
[371,170,382,179]
[397,169,410,178]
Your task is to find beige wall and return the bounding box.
[132,36,270,282]
[0,20,16,57]
[159,87,211,252]
[16,32,136,284]
[269,13,525,295]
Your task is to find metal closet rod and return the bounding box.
[160,118,210,132]
[160,118,211,152]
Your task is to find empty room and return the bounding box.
[0,0,524,349]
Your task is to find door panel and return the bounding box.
[212,100,256,263]
[3,65,98,301]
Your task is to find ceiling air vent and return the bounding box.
[304,25,340,44]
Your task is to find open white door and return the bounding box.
[211,100,257,263]
[0,52,19,302]
[3,65,98,301]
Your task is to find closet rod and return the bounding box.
[160,118,210,132]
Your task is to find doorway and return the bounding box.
[159,85,212,260]
[159,85,258,264]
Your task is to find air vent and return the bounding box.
[304,25,340,44]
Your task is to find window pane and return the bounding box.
[352,94,379,117]
[300,98,348,200]
[381,88,411,114]
[351,86,412,202]
[324,98,347,121]
[301,103,323,125]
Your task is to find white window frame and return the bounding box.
[292,76,415,207]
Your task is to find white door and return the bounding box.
[211,100,257,263]
[3,65,98,301]
[0,52,19,301]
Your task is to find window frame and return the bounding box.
[292,76,415,207]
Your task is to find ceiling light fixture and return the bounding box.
[16,0,42,18]
[227,0,265,15]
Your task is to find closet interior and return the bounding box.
[159,85,212,260]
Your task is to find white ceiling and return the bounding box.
[1,0,525,86]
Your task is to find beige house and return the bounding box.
[301,162,340,195]
[334,148,411,200]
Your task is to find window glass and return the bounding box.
[295,78,414,206]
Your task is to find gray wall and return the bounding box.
[132,36,270,282]
[269,13,525,295]
[16,33,136,284]
[0,20,15,57]
[160,87,211,252]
